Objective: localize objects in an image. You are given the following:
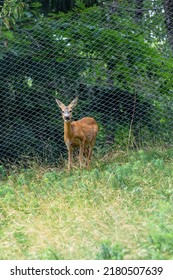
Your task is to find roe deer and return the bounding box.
[56,97,98,170]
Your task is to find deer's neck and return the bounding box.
[64,121,72,143]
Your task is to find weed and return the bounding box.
[0,165,7,179]
[96,241,125,260]
[37,247,63,260]
[140,225,173,259]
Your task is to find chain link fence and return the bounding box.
[0,1,173,166]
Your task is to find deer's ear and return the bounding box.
[69,97,78,109]
[56,99,65,109]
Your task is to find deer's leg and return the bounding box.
[86,144,92,168]
[79,141,85,169]
[67,145,73,170]
[86,148,91,168]
[86,140,95,168]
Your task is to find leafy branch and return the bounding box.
[0,0,25,29]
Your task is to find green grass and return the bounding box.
[0,147,173,259]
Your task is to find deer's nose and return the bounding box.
[64,116,70,121]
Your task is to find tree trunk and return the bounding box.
[163,0,173,53]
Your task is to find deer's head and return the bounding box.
[56,97,78,122]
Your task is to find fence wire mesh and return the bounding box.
[0,1,173,166]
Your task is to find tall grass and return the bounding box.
[0,147,173,259]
